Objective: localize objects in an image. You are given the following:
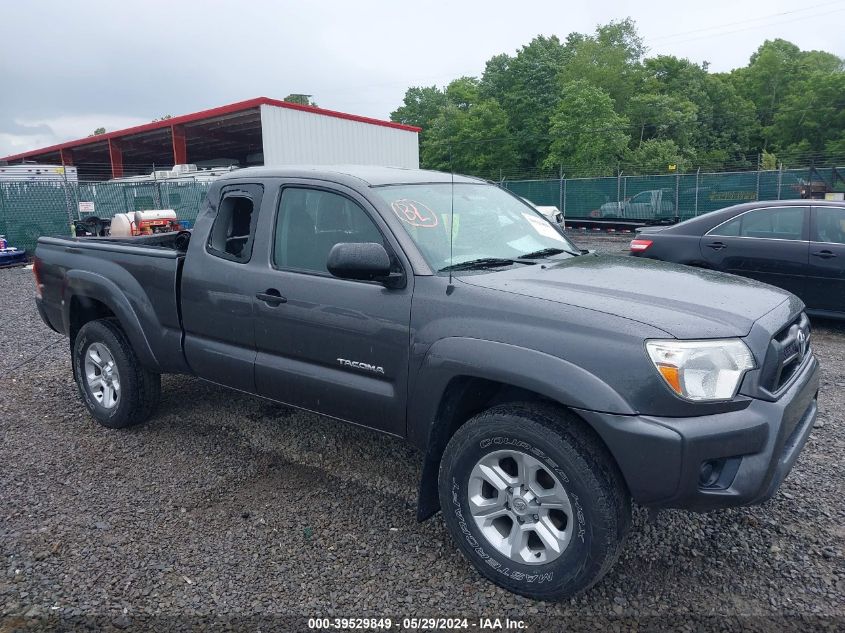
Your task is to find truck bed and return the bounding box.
[35,233,190,374]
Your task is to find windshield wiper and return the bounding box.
[518,247,580,259]
[439,257,527,272]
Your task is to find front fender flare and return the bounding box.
[408,337,634,449]
[408,337,634,521]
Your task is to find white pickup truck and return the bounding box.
[599,189,675,220]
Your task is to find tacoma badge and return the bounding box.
[337,358,385,374]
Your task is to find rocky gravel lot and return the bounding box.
[1,236,844,631]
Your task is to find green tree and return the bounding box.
[283,94,318,107]
[391,85,450,147]
[696,74,758,167]
[626,93,698,148]
[730,39,843,151]
[635,55,757,166]
[392,26,844,178]
[769,71,845,154]
[422,100,518,177]
[445,77,481,110]
[544,80,630,175]
[760,150,778,170]
[558,19,645,108]
[623,139,690,174]
[479,35,569,170]
[824,134,845,160]
[89,127,106,136]
[732,39,803,126]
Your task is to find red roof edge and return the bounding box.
[1,96,421,162]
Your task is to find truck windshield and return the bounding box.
[373,183,578,271]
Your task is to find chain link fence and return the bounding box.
[0,166,842,254]
[0,178,212,253]
[503,167,843,224]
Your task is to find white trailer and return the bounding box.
[0,164,78,183]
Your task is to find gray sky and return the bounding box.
[2,0,844,158]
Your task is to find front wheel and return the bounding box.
[72,318,161,429]
[438,402,631,600]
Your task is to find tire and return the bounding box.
[72,318,161,429]
[438,402,631,600]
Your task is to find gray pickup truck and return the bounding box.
[34,166,819,600]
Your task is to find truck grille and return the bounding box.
[760,313,811,394]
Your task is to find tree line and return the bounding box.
[389,19,845,178]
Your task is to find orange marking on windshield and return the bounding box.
[391,199,439,228]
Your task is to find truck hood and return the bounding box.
[457,254,793,339]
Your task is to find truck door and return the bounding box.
[181,184,264,393]
[249,183,413,436]
[806,205,845,312]
[700,205,810,300]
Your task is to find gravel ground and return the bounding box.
[1,242,844,631]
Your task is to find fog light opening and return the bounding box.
[699,459,723,488]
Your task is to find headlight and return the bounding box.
[645,339,755,401]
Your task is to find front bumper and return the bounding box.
[577,354,819,511]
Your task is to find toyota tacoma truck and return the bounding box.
[33,166,819,600]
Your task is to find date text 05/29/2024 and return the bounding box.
[307,617,528,630]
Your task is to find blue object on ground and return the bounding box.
[0,248,27,267]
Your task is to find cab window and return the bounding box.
[813,207,845,245]
[273,188,386,274]
[710,206,806,241]
[629,191,651,204]
[207,185,263,263]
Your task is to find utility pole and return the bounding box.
[694,167,701,216]
[617,167,623,208]
[674,172,680,224]
[152,163,162,208]
[559,164,564,225]
[61,164,75,235]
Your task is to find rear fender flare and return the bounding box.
[64,270,159,371]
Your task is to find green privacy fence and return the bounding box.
[0,180,212,253]
[503,167,844,223]
[1,167,843,255]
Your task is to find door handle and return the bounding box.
[256,289,287,306]
[706,241,727,250]
[811,250,837,259]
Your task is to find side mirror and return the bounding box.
[327,242,396,283]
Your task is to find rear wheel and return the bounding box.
[72,318,160,428]
[438,402,631,600]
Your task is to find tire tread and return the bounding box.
[73,318,160,428]
[438,401,632,600]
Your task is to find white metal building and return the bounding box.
[1,97,421,181]
[260,103,419,168]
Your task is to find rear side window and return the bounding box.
[273,187,386,274]
[207,185,263,262]
[710,206,806,241]
[813,207,845,244]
